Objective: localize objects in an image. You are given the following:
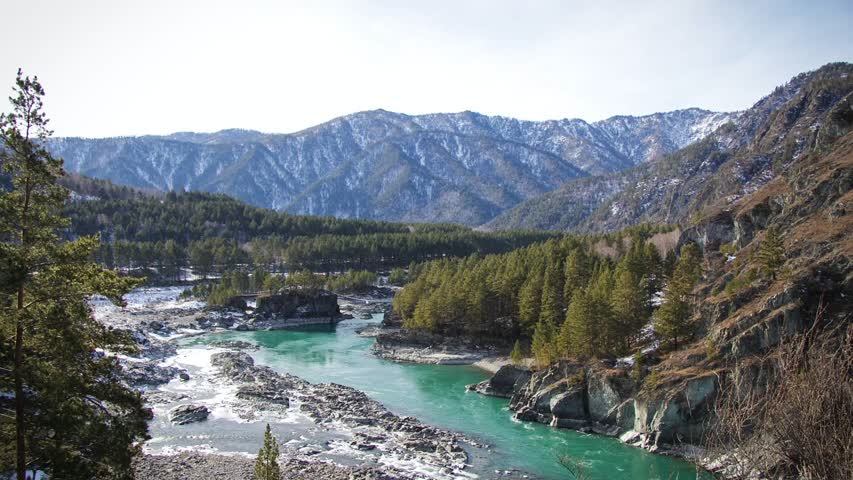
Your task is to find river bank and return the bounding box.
[365,323,716,477]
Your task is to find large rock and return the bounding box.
[679,210,736,252]
[549,384,586,419]
[632,374,717,445]
[123,362,183,386]
[256,289,340,318]
[509,362,639,436]
[510,360,585,425]
[221,296,248,311]
[211,351,257,382]
[586,367,634,423]
[169,404,209,425]
[467,365,532,398]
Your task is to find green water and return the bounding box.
[183,317,709,479]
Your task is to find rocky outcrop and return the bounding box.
[169,404,210,425]
[678,210,737,252]
[495,360,717,449]
[252,289,342,329]
[466,365,531,398]
[256,289,339,317]
[630,375,717,450]
[372,329,505,365]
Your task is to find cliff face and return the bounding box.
[498,129,853,456]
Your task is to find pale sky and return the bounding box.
[2,0,852,138]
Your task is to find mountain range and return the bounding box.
[48,106,735,226]
[48,63,853,232]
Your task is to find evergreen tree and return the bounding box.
[654,243,702,349]
[254,424,281,480]
[539,260,564,326]
[0,70,147,479]
[563,248,590,302]
[757,226,785,280]
[510,339,524,365]
[517,263,544,335]
[588,266,620,355]
[388,267,406,285]
[560,289,594,358]
[611,259,647,341]
[531,318,558,368]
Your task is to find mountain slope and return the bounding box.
[487,62,853,232]
[47,108,734,225]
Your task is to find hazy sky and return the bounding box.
[2,0,852,137]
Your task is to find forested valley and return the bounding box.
[63,175,557,278]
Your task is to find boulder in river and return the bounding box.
[169,404,210,425]
[467,365,531,398]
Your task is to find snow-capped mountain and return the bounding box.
[48,108,737,225]
[486,63,853,232]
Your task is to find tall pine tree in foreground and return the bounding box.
[0,70,147,479]
[255,424,282,480]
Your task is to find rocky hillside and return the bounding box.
[47,109,734,226]
[487,62,853,232]
[483,112,853,475]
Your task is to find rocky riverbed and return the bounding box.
[94,286,488,479]
[134,452,411,480]
[206,350,477,476]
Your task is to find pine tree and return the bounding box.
[563,248,590,302]
[255,424,281,480]
[0,70,147,479]
[757,226,785,280]
[654,243,702,349]
[588,266,620,356]
[531,318,558,368]
[510,339,524,365]
[517,264,544,335]
[388,267,406,285]
[611,260,647,341]
[643,242,663,300]
[559,289,594,358]
[539,261,564,326]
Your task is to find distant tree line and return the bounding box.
[65,189,558,276]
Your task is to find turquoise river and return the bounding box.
[164,315,710,479]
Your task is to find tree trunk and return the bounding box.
[15,286,26,480]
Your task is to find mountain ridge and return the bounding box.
[486,62,853,232]
[47,106,737,225]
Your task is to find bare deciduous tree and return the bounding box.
[708,300,853,479]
